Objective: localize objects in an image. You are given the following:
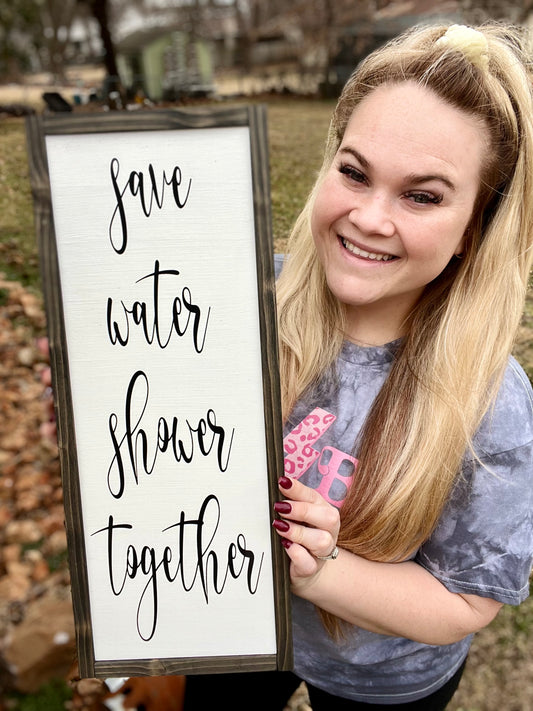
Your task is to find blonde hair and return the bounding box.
[276,23,533,631]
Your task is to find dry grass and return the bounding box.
[0,119,39,287]
[267,100,333,251]
[1,96,532,710]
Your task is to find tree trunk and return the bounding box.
[81,0,126,106]
[88,0,119,78]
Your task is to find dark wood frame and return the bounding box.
[25,105,292,678]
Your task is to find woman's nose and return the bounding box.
[349,191,396,237]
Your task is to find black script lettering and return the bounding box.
[107,371,235,498]
[106,260,210,352]
[108,158,192,254]
[91,497,264,641]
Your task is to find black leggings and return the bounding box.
[183,657,466,710]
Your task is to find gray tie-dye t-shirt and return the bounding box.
[283,333,533,704]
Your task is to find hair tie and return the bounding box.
[436,24,489,71]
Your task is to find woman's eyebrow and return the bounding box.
[406,173,456,191]
[339,147,370,170]
[339,147,456,191]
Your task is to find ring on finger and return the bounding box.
[315,545,339,561]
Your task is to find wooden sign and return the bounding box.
[25,106,292,678]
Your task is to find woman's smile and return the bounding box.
[339,236,397,262]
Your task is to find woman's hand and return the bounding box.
[273,476,340,593]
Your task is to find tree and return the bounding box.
[77,0,120,81]
[458,0,533,23]
[0,0,95,81]
[0,0,42,78]
[39,0,79,80]
[230,0,376,95]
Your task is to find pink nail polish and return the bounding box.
[278,476,293,489]
[272,519,290,532]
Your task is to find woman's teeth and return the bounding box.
[341,238,395,262]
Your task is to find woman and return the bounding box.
[179,22,533,710]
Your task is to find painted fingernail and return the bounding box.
[274,501,292,514]
[272,519,290,532]
[281,538,293,550]
[278,476,293,489]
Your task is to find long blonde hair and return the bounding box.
[277,23,533,623]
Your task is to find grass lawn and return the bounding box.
[0,119,40,286]
[1,99,532,710]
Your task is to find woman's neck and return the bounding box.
[344,303,409,347]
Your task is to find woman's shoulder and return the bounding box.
[473,356,533,457]
[274,253,286,279]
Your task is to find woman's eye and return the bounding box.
[339,164,366,184]
[406,191,443,205]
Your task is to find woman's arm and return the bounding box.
[274,476,502,645]
[293,548,501,644]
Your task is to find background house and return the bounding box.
[116,26,215,100]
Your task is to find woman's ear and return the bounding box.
[455,224,473,257]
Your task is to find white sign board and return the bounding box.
[26,106,291,678]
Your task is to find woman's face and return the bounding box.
[311,81,487,344]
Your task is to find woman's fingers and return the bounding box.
[273,516,335,555]
[276,476,340,530]
[280,540,321,577]
[274,497,339,533]
[278,475,324,503]
[273,476,340,560]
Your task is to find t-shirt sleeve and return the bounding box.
[416,358,533,605]
[274,253,286,279]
